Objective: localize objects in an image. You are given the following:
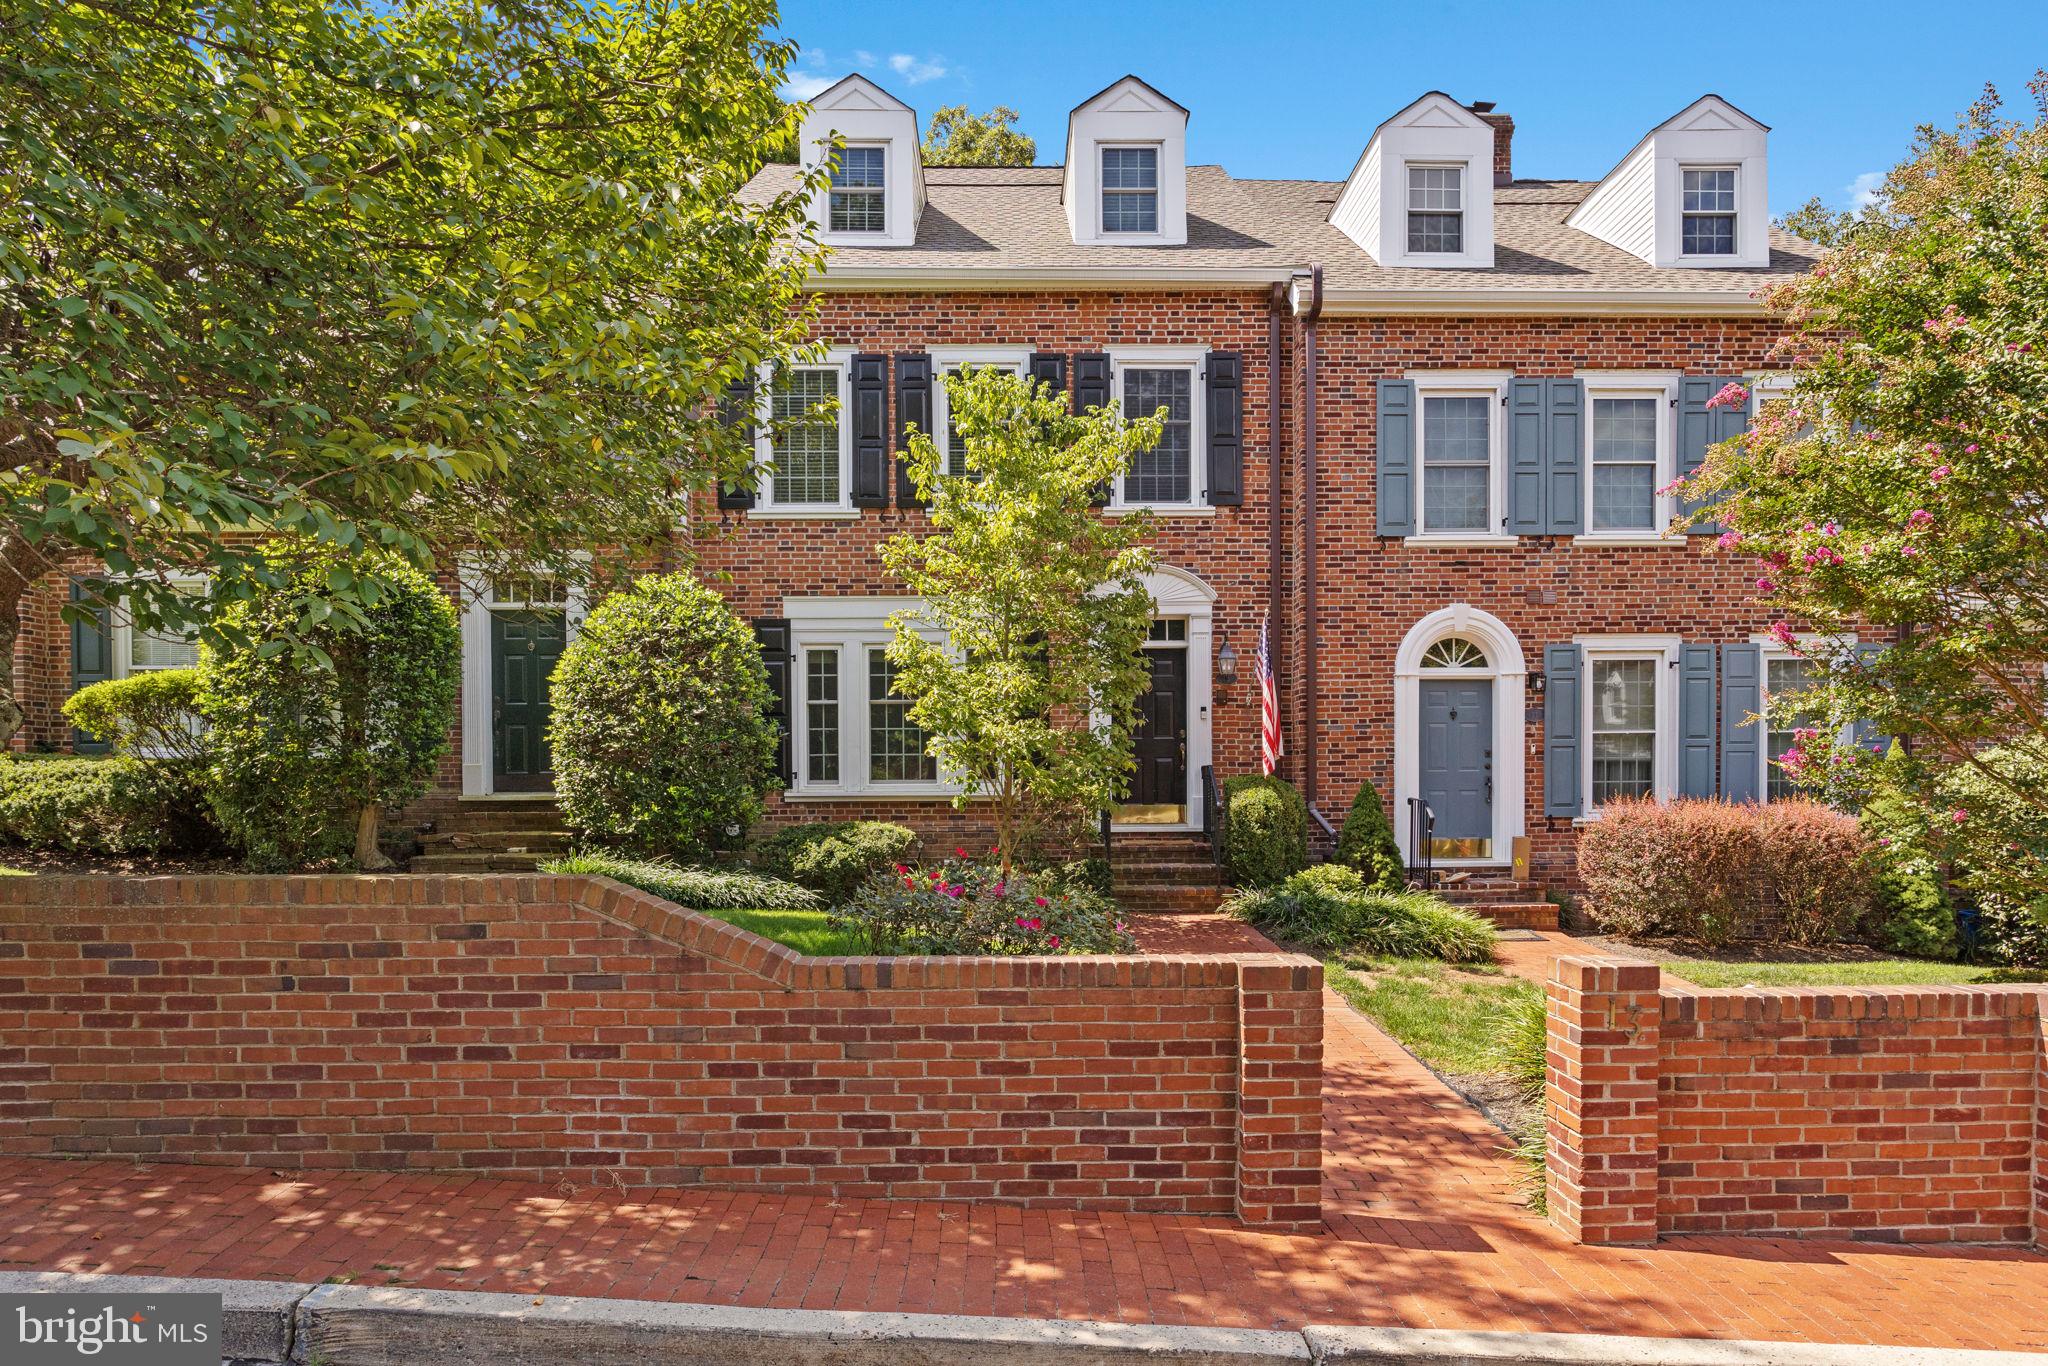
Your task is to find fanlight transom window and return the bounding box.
[1420,637,1488,671]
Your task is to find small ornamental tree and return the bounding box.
[548,573,779,858]
[880,367,1161,874]
[1681,75,2048,900]
[198,543,458,869]
[920,106,1037,166]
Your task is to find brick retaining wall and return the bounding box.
[1547,954,2048,1246]
[0,876,1323,1231]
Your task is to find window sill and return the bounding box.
[1571,534,1683,548]
[1106,504,1217,518]
[784,787,963,803]
[744,507,863,521]
[1403,535,1519,550]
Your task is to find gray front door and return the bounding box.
[1419,679,1492,858]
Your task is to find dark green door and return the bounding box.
[492,610,567,792]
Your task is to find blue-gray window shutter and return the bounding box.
[1677,644,1718,797]
[716,374,757,510]
[1028,352,1066,401]
[1073,352,1112,506]
[1677,375,1741,535]
[69,578,115,754]
[1850,640,1890,753]
[1204,350,1244,507]
[1543,643,1583,818]
[894,353,932,509]
[1719,643,1763,803]
[753,618,792,786]
[1506,378,1547,535]
[1544,378,1585,536]
[850,354,889,509]
[1376,379,1416,537]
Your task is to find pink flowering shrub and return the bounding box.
[833,852,1135,956]
[1578,798,1873,946]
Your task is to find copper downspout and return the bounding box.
[1266,280,1287,774]
[1299,266,1329,832]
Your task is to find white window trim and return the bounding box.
[786,597,957,801]
[1406,370,1513,545]
[1753,631,1856,803]
[752,348,855,518]
[1577,374,1680,544]
[931,347,1031,477]
[826,141,889,238]
[1677,164,1741,264]
[1403,162,1467,256]
[1099,143,1163,237]
[110,574,208,681]
[1575,634,1681,818]
[1108,347,1208,512]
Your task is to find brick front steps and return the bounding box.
[1431,872,1561,931]
[408,795,569,872]
[1109,832,1225,914]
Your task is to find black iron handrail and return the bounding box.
[1200,764,1225,868]
[1406,796,1436,892]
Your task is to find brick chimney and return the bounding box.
[1468,102,1515,186]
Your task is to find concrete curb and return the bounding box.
[0,1270,314,1363]
[1,1272,2039,1364]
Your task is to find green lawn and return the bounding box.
[699,906,863,957]
[1324,957,1537,1076]
[1659,957,2046,988]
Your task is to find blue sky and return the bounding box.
[774,0,2048,215]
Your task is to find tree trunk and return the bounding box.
[354,802,394,870]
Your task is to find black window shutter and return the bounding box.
[850,353,889,508]
[894,353,933,509]
[716,375,757,510]
[1073,352,1113,506]
[69,578,115,754]
[1029,352,1067,402]
[1204,351,1244,506]
[753,617,793,786]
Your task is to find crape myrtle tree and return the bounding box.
[1682,74,2048,900]
[0,0,826,742]
[880,368,1162,875]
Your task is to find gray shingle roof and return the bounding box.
[746,163,1819,298]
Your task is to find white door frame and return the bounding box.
[1392,604,1527,866]
[458,565,587,799]
[1113,565,1215,834]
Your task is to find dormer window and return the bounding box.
[1680,167,1737,256]
[1101,146,1159,234]
[1406,165,1464,254]
[830,145,887,234]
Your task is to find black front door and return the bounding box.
[1131,647,1189,813]
[492,609,566,792]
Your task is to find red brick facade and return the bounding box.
[1548,954,2048,1246]
[0,874,1324,1230]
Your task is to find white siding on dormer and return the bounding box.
[1064,77,1188,247]
[1569,96,1770,270]
[1567,139,1656,264]
[1329,93,1495,270]
[1328,138,1382,263]
[800,75,924,249]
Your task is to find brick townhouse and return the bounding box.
[19,72,1829,891]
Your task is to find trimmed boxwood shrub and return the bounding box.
[1335,779,1405,893]
[753,820,919,904]
[0,756,210,855]
[549,574,779,859]
[62,668,207,765]
[542,851,820,911]
[1221,774,1308,887]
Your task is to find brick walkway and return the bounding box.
[1,913,2045,1351]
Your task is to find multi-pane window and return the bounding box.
[1121,367,1193,504]
[1681,168,1737,256]
[768,367,841,506]
[1590,397,1660,532]
[868,648,937,783]
[804,649,840,784]
[937,362,1023,477]
[128,581,203,673]
[1101,147,1159,233]
[1765,656,1820,801]
[1421,395,1490,533]
[829,145,886,233]
[1590,658,1657,805]
[1406,165,1464,254]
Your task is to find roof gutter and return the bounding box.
[809,265,1300,292]
[1294,265,1335,840]
[1311,287,1772,316]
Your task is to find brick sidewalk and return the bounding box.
[1,913,2045,1351]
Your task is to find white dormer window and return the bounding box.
[829,145,887,234]
[1101,146,1159,233]
[1406,165,1464,254]
[1680,167,1737,256]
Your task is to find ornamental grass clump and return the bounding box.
[1225,868,1497,964]
[834,849,1136,956]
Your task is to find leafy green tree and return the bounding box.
[880,368,1159,873]
[1683,74,2048,896]
[921,105,1037,166]
[1774,196,1858,248]
[0,0,825,744]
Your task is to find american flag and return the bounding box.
[1256,613,1283,776]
